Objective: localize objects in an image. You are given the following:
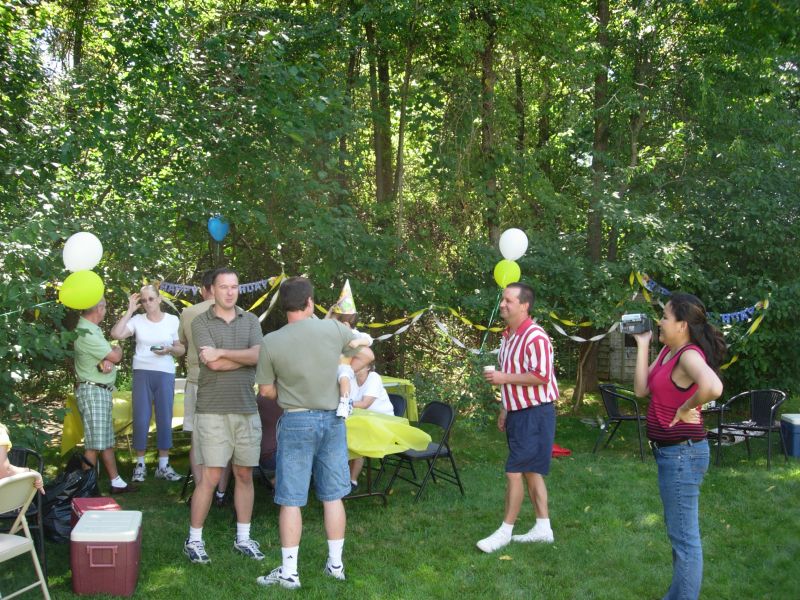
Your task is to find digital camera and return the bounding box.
[620,313,652,335]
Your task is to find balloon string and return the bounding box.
[0,300,57,319]
[478,290,502,354]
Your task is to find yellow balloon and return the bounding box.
[493,260,521,288]
[58,270,105,310]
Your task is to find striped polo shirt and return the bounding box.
[499,317,559,411]
[192,305,263,414]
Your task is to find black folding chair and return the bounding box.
[384,401,465,503]
[593,384,646,461]
[0,447,46,577]
[717,389,788,469]
[373,394,412,487]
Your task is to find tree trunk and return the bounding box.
[576,0,611,405]
[537,61,551,176]
[365,20,393,208]
[72,0,88,70]
[480,9,500,245]
[513,52,525,154]
[392,1,419,240]
[589,0,610,265]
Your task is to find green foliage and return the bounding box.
[1,0,799,444]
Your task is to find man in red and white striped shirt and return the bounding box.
[477,282,559,553]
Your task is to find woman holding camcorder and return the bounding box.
[631,293,725,600]
[112,284,185,484]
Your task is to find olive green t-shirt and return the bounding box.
[178,298,214,384]
[74,317,117,385]
[255,319,357,411]
[192,305,263,414]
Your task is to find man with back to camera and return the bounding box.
[477,282,559,553]
[73,297,137,493]
[178,269,223,499]
[254,276,359,590]
[183,268,264,564]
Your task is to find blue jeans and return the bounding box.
[274,410,350,506]
[653,439,709,600]
[132,370,175,451]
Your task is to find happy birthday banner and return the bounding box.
[631,272,769,370]
[160,278,276,297]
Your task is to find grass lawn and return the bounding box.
[3,397,799,599]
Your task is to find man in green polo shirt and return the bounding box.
[74,298,136,493]
[184,268,264,565]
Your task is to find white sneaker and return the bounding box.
[256,566,301,590]
[476,528,511,553]
[336,397,351,418]
[233,538,265,560]
[155,464,183,481]
[132,463,146,482]
[511,526,554,544]
[324,557,345,580]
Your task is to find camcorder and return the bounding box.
[620,313,652,335]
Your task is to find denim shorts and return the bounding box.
[505,402,556,475]
[274,410,350,506]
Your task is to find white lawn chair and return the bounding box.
[0,472,51,599]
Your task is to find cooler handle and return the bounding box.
[87,545,118,568]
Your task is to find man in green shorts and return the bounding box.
[184,268,264,564]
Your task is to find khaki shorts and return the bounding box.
[194,413,262,468]
[182,382,198,432]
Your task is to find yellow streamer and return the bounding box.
[548,311,593,328]
[159,290,192,308]
[247,274,283,312]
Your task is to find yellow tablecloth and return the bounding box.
[61,377,418,455]
[61,391,185,456]
[345,408,430,459]
[380,376,418,421]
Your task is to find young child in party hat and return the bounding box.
[326,280,373,418]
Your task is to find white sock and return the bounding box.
[282,546,299,575]
[111,475,126,487]
[535,518,551,531]
[328,538,344,565]
[215,489,225,499]
[236,522,251,542]
[350,480,358,486]
[136,456,145,467]
[158,456,169,469]
[500,522,514,536]
[188,527,203,543]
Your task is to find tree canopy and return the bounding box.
[2,0,798,439]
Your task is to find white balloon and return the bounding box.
[63,232,104,272]
[498,228,528,260]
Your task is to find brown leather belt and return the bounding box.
[77,381,115,392]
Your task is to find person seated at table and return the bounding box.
[256,394,281,490]
[0,422,44,493]
[348,362,394,493]
[111,284,185,483]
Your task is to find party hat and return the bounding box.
[332,279,357,314]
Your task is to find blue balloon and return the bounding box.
[207,215,229,242]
